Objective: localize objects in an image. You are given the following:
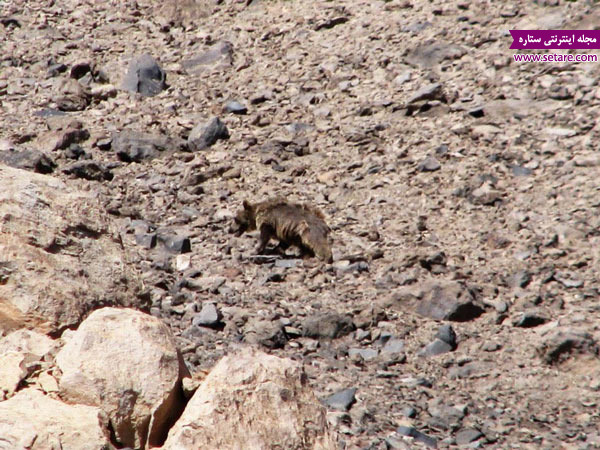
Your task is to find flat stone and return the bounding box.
[396,425,438,448]
[407,83,443,104]
[418,156,441,172]
[381,338,405,354]
[0,148,56,174]
[348,348,379,361]
[455,428,483,445]
[418,339,453,357]
[553,271,583,288]
[224,100,247,115]
[322,387,357,411]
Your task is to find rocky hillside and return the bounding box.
[1,0,600,448]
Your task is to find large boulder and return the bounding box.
[55,307,189,449]
[0,388,111,449]
[0,164,143,336]
[162,348,336,450]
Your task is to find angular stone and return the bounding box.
[63,160,113,181]
[394,281,484,322]
[158,235,191,254]
[381,338,405,354]
[418,156,441,172]
[224,100,247,115]
[436,324,457,347]
[407,83,443,105]
[0,148,56,174]
[418,339,453,357]
[193,303,222,327]
[188,117,230,151]
[243,319,287,349]
[303,313,355,339]
[455,428,483,445]
[323,387,357,411]
[121,54,167,97]
[512,310,548,328]
[112,130,185,163]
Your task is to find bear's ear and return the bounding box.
[243,200,251,210]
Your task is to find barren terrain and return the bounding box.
[2,0,600,447]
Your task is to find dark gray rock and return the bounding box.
[243,319,287,349]
[34,108,66,118]
[63,161,113,181]
[418,156,441,172]
[135,233,157,249]
[121,54,166,97]
[322,387,357,411]
[407,83,443,104]
[455,428,483,445]
[64,144,86,160]
[396,426,438,448]
[418,339,453,357]
[0,148,56,174]
[303,313,355,339]
[224,100,247,115]
[419,251,447,273]
[188,117,230,151]
[381,338,405,355]
[401,406,417,418]
[394,281,484,322]
[158,235,191,254]
[436,324,457,348]
[47,63,68,78]
[512,310,548,328]
[468,106,485,118]
[112,131,185,162]
[70,62,92,80]
[193,303,222,327]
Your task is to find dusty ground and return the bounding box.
[2,0,600,447]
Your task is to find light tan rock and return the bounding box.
[0,351,27,400]
[0,164,143,335]
[56,307,189,449]
[162,347,336,450]
[0,328,57,358]
[0,329,58,399]
[0,388,111,450]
